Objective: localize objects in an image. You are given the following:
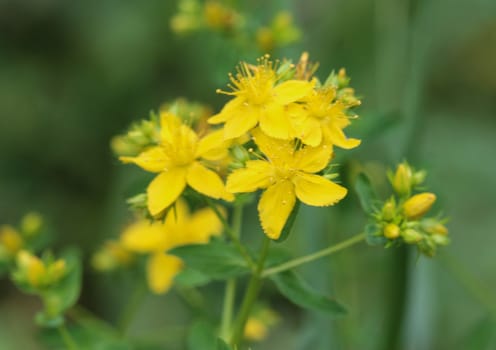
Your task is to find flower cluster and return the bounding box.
[368,162,449,256]
[117,53,360,241]
[215,54,360,239]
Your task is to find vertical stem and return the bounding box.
[118,284,147,336]
[230,237,271,347]
[220,203,244,340]
[58,324,79,350]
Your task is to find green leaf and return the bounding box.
[170,240,250,280]
[174,267,212,288]
[187,320,232,350]
[271,271,347,316]
[274,200,300,243]
[461,315,496,350]
[365,223,387,246]
[354,173,377,214]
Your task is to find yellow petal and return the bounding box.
[293,144,333,173]
[226,160,273,193]
[147,168,187,216]
[196,129,230,160]
[258,180,296,240]
[259,104,292,140]
[324,124,361,149]
[273,80,314,105]
[160,112,183,144]
[208,98,243,124]
[120,147,169,173]
[146,253,183,294]
[287,105,323,146]
[223,105,259,139]
[251,128,294,166]
[186,162,231,200]
[292,172,347,206]
[120,220,168,253]
[188,207,224,243]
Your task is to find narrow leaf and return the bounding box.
[271,271,347,316]
[170,240,250,280]
[354,173,377,214]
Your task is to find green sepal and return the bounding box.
[270,271,347,316]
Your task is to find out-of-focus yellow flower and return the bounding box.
[244,318,267,341]
[121,113,233,216]
[0,225,23,256]
[288,87,361,148]
[16,251,66,289]
[256,11,301,52]
[227,129,347,239]
[209,55,315,140]
[203,1,239,31]
[403,192,436,220]
[91,241,134,272]
[20,212,43,237]
[120,200,223,294]
[244,307,279,342]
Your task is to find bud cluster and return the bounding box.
[370,162,448,256]
[0,212,44,266]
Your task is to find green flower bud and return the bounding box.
[402,229,423,244]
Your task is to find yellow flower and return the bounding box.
[120,200,222,294]
[227,129,347,239]
[288,88,361,148]
[209,56,314,140]
[121,113,233,216]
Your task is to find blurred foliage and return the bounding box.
[1,0,495,349]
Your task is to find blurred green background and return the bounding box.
[1,0,495,349]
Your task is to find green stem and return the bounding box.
[58,324,79,350]
[230,238,271,347]
[68,305,119,336]
[118,284,147,336]
[205,198,256,270]
[261,233,366,278]
[440,253,496,315]
[220,203,244,340]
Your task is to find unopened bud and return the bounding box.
[392,163,412,196]
[383,223,400,239]
[382,199,396,221]
[403,193,436,220]
[402,229,423,244]
[431,234,450,246]
[0,226,23,255]
[17,251,46,288]
[412,170,427,186]
[422,218,448,235]
[21,212,43,237]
